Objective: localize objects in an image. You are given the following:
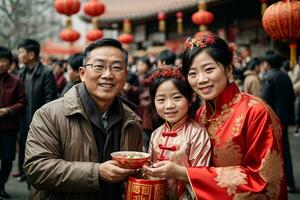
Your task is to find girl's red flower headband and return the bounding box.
[145,65,185,85]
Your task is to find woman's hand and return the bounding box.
[143,161,188,182]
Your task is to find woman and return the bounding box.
[143,34,287,199]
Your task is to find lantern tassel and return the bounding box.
[290,41,297,68]
[92,17,98,29]
[66,17,72,28]
[261,3,267,16]
[177,18,183,34]
[159,20,165,32]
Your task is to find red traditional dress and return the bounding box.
[149,115,211,200]
[187,82,287,200]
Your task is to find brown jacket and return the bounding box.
[243,70,261,97]
[24,85,143,200]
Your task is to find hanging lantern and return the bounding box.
[118,33,134,44]
[262,0,300,67]
[54,0,81,43]
[191,0,214,31]
[157,12,166,32]
[176,12,183,34]
[60,28,80,42]
[54,0,81,16]
[83,0,105,17]
[86,29,103,41]
[260,0,268,16]
[83,0,106,42]
[118,19,134,46]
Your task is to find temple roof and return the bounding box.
[97,0,222,23]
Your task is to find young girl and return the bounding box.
[144,65,211,200]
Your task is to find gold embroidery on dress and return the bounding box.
[215,166,247,196]
[259,149,284,199]
[232,115,244,137]
[248,98,259,107]
[213,139,242,166]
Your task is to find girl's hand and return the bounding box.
[143,161,188,182]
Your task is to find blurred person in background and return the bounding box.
[60,53,83,96]
[261,50,296,193]
[12,39,57,182]
[8,55,20,76]
[243,57,262,97]
[52,59,67,95]
[136,56,154,151]
[0,46,26,198]
[157,49,176,67]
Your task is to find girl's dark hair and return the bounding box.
[182,34,233,77]
[146,66,193,127]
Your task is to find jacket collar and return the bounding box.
[19,61,41,78]
[205,82,240,117]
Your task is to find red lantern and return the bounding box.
[192,10,214,26]
[118,33,134,44]
[86,29,103,41]
[59,28,80,42]
[157,12,166,32]
[262,0,300,67]
[83,0,105,17]
[54,0,81,16]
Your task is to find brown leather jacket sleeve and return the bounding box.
[24,107,100,192]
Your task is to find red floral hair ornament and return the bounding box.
[184,33,216,49]
[145,65,185,85]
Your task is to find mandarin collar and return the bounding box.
[205,82,240,117]
[164,114,189,132]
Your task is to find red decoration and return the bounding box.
[86,29,103,41]
[54,0,81,16]
[59,28,80,42]
[157,12,166,20]
[83,0,105,17]
[157,12,167,32]
[118,33,134,44]
[176,11,183,18]
[192,10,214,26]
[262,0,300,67]
[194,30,214,38]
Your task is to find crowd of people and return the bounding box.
[0,34,298,199]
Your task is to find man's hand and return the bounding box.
[0,108,9,118]
[98,160,136,183]
[143,161,188,182]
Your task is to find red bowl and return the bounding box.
[111,151,150,169]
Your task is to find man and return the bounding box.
[60,53,83,96]
[24,38,143,199]
[0,46,26,198]
[261,50,296,193]
[14,39,57,182]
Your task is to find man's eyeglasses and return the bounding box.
[85,62,125,75]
